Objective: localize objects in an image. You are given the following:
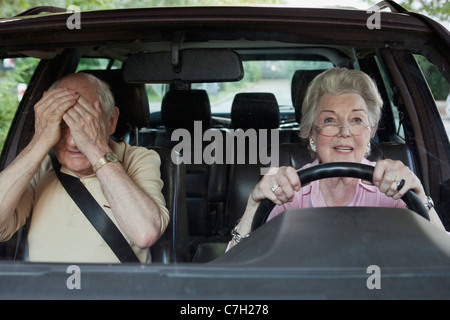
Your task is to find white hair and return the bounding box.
[300,67,383,139]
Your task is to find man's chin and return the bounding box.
[69,165,94,177]
[54,151,93,177]
[64,160,94,177]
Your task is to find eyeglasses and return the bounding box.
[313,122,371,137]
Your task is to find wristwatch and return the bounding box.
[93,151,118,172]
[424,196,434,211]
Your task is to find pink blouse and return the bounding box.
[267,158,407,222]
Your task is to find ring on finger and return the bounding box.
[396,179,405,191]
[271,184,279,192]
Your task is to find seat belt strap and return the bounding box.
[49,151,140,263]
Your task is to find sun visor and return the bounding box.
[123,49,244,83]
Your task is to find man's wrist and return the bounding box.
[85,142,113,164]
[93,151,118,172]
[28,136,53,162]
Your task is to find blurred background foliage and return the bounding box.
[0,0,447,19]
[0,0,283,16]
[392,0,449,21]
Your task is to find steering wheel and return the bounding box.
[251,162,430,232]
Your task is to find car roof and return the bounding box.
[0,5,448,61]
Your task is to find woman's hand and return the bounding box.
[373,158,446,230]
[372,159,426,202]
[227,166,300,250]
[250,166,301,206]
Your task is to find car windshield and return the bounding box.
[143,60,334,121]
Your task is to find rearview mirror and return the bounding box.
[123,50,244,83]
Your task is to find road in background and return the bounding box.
[210,79,291,114]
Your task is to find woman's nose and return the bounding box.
[337,125,351,137]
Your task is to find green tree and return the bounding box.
[0,58,39,150]
[365,0,449,101]
[362,0,449,23]
[396,0,449,22]
[0,0,284,17]
[415,55,450,100]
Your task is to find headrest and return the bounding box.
[291,69,327,123]
[368,142,417,174]
[161,89,212,131]
[80,69,150,138]
[231,92,280,130]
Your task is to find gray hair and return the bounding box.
[49,72,116,119]
[299,67,383,139]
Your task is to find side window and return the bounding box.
[414,55,450,137]
[371,55,405,141]
[0,57,40,153]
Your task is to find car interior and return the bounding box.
[0,14,447,266]
[53,44,423,264]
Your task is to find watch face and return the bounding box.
[106,152,118,162]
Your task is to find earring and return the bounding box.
[310,138,317,152]
[365,141,371,154]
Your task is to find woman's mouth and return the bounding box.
[333,146,353,153]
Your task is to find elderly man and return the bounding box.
[0,73,169,263]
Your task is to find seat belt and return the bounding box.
[49,151,140,263]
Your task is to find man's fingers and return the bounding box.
[35,89,79,119]
[75,95,102,117]
[37,88,76,108]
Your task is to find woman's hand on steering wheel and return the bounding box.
[250,166,300,206]
[372,159,427,203]
[250,162,430,232]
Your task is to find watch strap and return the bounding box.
[93,152,118,172]
[93,156,108,172]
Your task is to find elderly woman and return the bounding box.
[229,67,445,249]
